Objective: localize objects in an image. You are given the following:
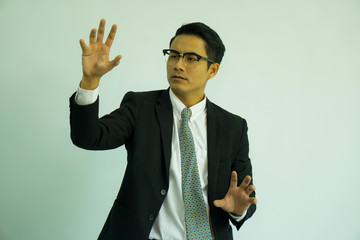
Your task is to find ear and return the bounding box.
[207,63,220,80]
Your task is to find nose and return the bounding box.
[174,55,186,71]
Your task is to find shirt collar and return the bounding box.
[169,88,207,122]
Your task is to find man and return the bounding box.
[69,19,257,239]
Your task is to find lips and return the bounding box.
[171,74,187,81]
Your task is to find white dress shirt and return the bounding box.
[75,86,246,240]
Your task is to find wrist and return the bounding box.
[230,210,245,217]
[80,76,100,90]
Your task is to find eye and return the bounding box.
[186,55,198,62]
[169,53,178,59]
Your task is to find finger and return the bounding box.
[239,175,251,190]
[79,39,88,51]
[245,184,255,195]
[89,28,96,44]
[249,197,257,205]
[230,171,238,188]
[105,24,117,47]
[213,199,226,209]
[97,18,105,43]
[109,55,122,69]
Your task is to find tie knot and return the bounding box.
[181,108,192,122]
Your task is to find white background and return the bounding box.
[1,0,359,239]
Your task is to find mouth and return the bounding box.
[171,74,188,81]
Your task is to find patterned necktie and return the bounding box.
[180,108,212,240]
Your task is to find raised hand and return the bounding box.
[213,171,257,216]
[79,19,122,90]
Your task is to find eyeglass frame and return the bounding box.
[162,49,216,67]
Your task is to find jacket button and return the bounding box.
[148,214,155,221]
[160,189,167,196]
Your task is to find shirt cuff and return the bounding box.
[75,85,99,105]
[229,210,247,222]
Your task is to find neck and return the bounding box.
[172,90,205,108]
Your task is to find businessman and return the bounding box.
[69,19,257,239]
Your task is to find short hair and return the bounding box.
[169,22,226,66]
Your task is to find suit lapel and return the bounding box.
[206,99,222,201]
[155,89,173,181]
[154,91,222,195]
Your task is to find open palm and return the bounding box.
[79,19,122,88]
[214,171,257,216]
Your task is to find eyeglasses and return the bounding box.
[162,49,215,68]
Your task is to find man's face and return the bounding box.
[167,34,219,100]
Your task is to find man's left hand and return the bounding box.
[213,171,257,216]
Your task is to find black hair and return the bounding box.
[169,22,226,67]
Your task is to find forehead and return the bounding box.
[170,34,207,55]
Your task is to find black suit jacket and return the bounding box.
[69,89,256,239]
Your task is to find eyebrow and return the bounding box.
[169,49,202,56]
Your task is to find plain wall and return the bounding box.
[1,0,359,239]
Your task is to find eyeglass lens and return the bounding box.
[164,51,199,67]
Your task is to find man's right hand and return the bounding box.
[79,19,122,90]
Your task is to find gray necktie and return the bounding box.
[180,108,212,240]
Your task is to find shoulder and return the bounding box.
[121,89,168,106]
[207,99,246,124]
[126,89,167,98]
[207,100,249,145]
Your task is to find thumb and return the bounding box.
[213,199,225,208]
[110,55,122,68]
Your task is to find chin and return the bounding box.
[169,84,183,93]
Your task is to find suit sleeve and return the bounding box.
[69,91,138,150]
[230,119,257,229]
